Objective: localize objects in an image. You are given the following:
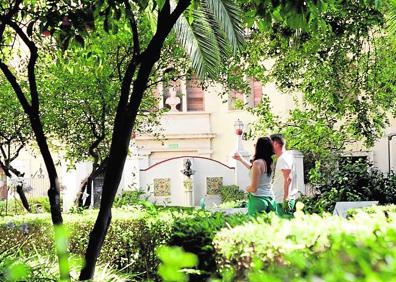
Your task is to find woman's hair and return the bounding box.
[252,137,274,176]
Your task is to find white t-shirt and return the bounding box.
[271,151,298,203]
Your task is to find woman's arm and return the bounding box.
[246,161,262,193]
[232,152,252,169]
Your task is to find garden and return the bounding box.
[1,0,396,281]
[2,193,396,281]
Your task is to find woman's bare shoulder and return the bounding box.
[252,159,265,168]
[252,159,267,172]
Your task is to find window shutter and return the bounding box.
[251,79,263,106]
[186,78,204,111]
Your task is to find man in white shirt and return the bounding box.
[270,134,297,214]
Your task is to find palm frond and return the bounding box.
[173,5,222,78]
[387,0,396,35]
[200,0,233,60]
[172,0,243,78]
[202,0,244,53]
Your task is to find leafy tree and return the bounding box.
[222,1,396,181]
[0,0,65,239]
[39,22,169,208]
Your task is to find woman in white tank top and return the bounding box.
[233,137,276,215]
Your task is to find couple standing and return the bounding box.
[233,134,297,216]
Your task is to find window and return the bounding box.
[250,79,263,107]
[229,79,263,110]
[186,78,204,111]
[228,90,245,110]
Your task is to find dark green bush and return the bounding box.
[168,210,253,281]
[303,158,396,213]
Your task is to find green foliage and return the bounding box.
[54,225,70,281]
[218,200,246,208]
[5,261,30,282]
[0,74,33,164]
[168,209,253,280]
[0,251,131,282]
[113,190,147,208]
[157,246,198,282]
[0,207,252,280]
[219,185,246,203]
[3,205,396,280]
[0,197,51,216]
[39,21,164,168]
[301,158,396,214]
[214,206,396,280]
[223,1,396,175]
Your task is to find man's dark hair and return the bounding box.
[270,134,285,147]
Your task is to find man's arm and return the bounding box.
[281,169,292,201]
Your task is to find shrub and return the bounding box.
[213,207,396,280]
[113,190,147,208]
[0,207,174,280]
[219,185,246,203]
[218,200,246,208]
[303,158,396,213]
[0,206,253,280]
[0,196,51,216]
[168,210,253,281]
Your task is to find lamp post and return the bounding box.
[233,119,250,191]
[234,118,244,136]
[234,118,244,153]
[388,133,396,173]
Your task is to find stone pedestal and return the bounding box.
[183,177,193,206]
[288,150,305,195]
[233,134,250,191]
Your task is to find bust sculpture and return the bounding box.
[181,159,195,178]
[165,87,180,112]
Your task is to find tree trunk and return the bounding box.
[0,162,31,213]
[29,117,63,225]
[16,184,31,213]
[76,160,107,207]
[79,116,134,280]
[8,167,31,213]
[79,1,190,279]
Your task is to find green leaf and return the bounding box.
[6,262,31,281]
[156,0,166,10]
[203,0,244,53]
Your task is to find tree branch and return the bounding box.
[7,21,39,112]
[0,62,31,111]
[123,0,140,57]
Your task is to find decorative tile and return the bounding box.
[207,177,223,195]
[154,178,171,196]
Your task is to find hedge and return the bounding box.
[0,205,253,280]
[213,205,396,280]
[0,206,174,280]
[3,203,396,281]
